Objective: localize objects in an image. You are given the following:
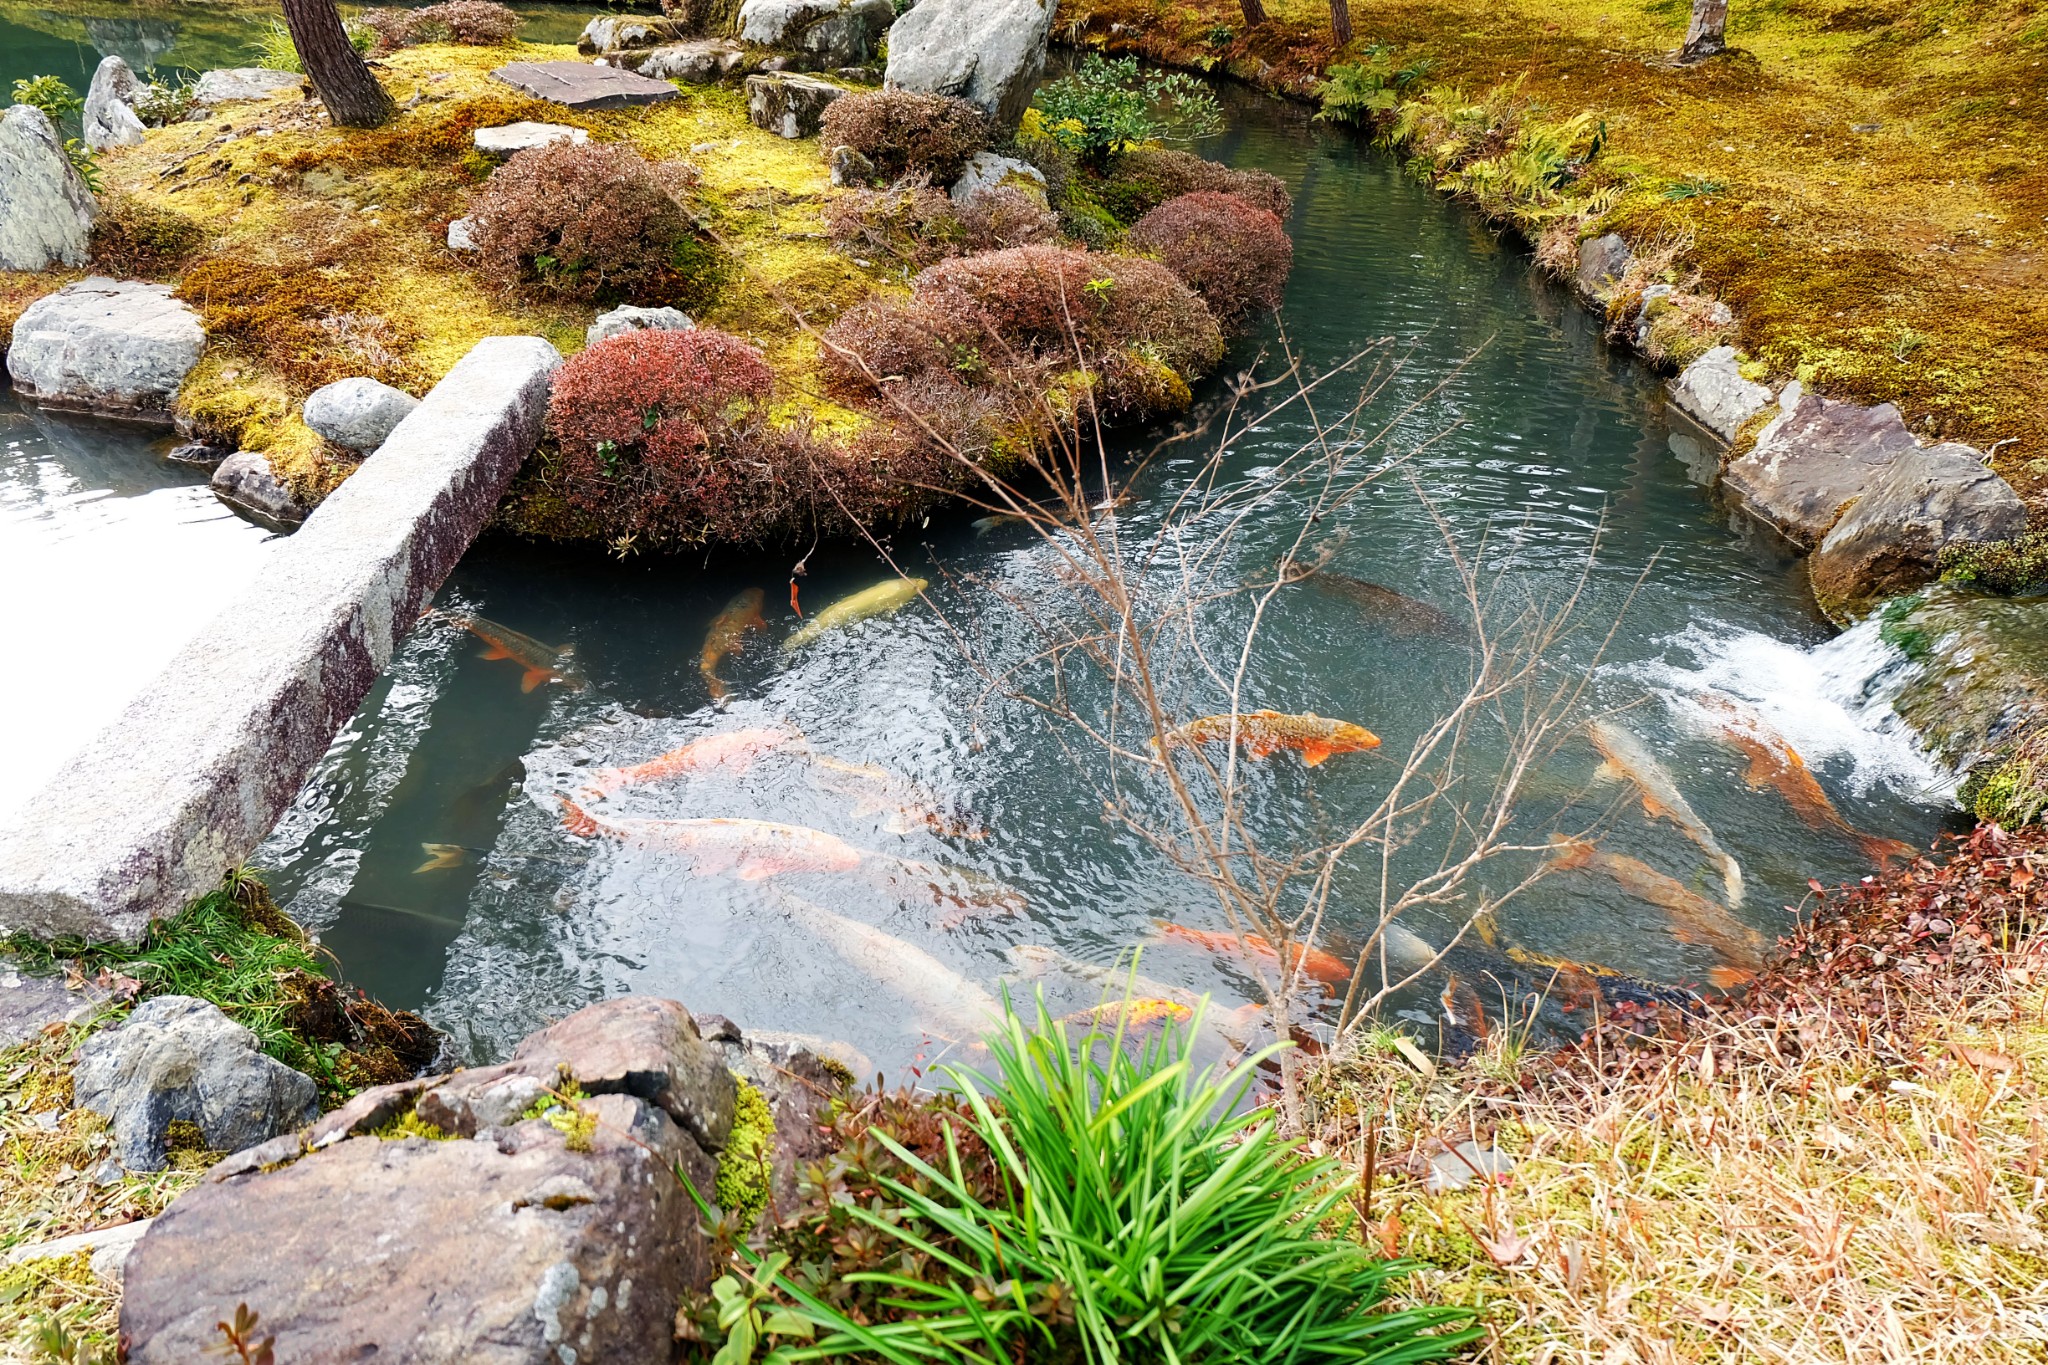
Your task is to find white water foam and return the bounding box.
[1627,618,1954,806]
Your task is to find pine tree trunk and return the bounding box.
[1238,0,1269,28]
[1679,0,1729,62]
[282,0,393,129]
[1328,0,1354,47]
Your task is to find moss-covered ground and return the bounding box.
[1064,0,2048,504]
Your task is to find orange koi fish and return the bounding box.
[577,726,797,802]
[1588,718,1743,906]
[699,588,766,702]
[1693,693,1919,869]
[1154,921,1354,987]
[810,754,982,839]
[1161,711,1381,767]
[1438,972,1489,1038]
[440,611,586,693]
[1548,837,1765,984]
[560,798,863,879]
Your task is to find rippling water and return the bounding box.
[245,90,1962,1071]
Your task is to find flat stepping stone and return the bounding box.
[490,60,680,110]
[473,121,589,155]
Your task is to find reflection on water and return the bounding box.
[256,91,1962,1069]
[0,394,275,823]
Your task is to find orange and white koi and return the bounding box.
[1160,711,1382,767]
[810,754,982,839]
[699,587,767,702]
[560,798,863,879]
[1692,693,1919,869]
[1588,718,1744,906]
[440,611,585,693]
[1153,921,1355,988]
[1438,972,1489,1038]
[577,727,798,802]
[1548,837,1765,985]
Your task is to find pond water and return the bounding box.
[237,89,1960,1071]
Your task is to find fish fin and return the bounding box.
[559,798,599,839]
[1741,754,1774,789]
[479,644,513,661]
[1300,742,1334,767]
[520,668,550,693]
[735,862,778,882]
[1707,966,1754,990]
[1592,761,1620,783]
[1246,737,1279,759]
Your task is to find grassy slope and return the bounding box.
[1062,0,2048,502]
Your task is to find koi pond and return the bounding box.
[0,38,1960,1071]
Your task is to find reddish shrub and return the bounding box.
[469,141,723,306]
[824,176,963,270]
[1090,148,1292,224]
[1127,191,1293,332]
[955,186,1062,254]
[358,0,520,49]
[819,90,992,185]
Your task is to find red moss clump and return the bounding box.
[826,178,1063,270]
[468,141,723,307]
[1090,147,1293,224]
[819,90,992,185]
[1128,190,1293,333]
[359,0,520,49]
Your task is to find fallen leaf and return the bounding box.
[1475,1227,1536,1266]
[1951,1043,2019,1075]
[1390,1036,1437,1078]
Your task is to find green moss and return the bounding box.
[1939,531,2048,596]
[713,1077,775,1230]
[1959,731,2048,829]
[372,1108,456,1141]
[1876,592,1933,663]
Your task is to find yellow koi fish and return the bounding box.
[1548,837,1765,986]
[699,588,766,702]
[1588,718,1743,906]
[1161,710,1382,767]
[781,577,929,653]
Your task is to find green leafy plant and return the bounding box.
[1663,175,1726,200]
[11,75,81,122]
[1317,47,1434,127]
[132,78,197,127]
[251,17,373,72]
[1031,55,1224,168]
[701,994,1480,1362]
[707,1255,815,1365]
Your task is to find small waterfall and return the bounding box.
[1628,618,1954,805]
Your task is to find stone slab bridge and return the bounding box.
[0,336,562,944]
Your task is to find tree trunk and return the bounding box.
[1679,0,1728,62]
[1238,0,1268,28]
[1328,0,1353,47]
[282,0,393,129]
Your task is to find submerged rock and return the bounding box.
[587,304,695,347]
[1886,587,2048,775]
[1720,382,1922,547]
[0,105,97,272]
[303,376,420,452]
[5,278,204,421]
[73,995,319,1172]
[210,450,307,529]
[1668,345,1772,445]
[83,55,147,151]
[738,0,894,66]
[883,0,1052,129]
[746,72,845,138]
[1809,445,2025,619]
[950,151,1047,205]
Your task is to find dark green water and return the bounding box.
[231,89,1958,1071]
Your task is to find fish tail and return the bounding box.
[1707,965,1755,990]
[559,796,601,839]
[1860,834,1919,868]
[704,670,729,702]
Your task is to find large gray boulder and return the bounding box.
[303,377,421,452]
[884,0,1051,129]
[1720,382,1924,547]
[0,105,96,271]
[5,278,205,421]
[951,151,1047,205]
[739,0,894,65]
[746,72,845,138]
[1808,444,2025,617]
[84,55,147,151]
[190,67,301,108]
[577,14,690,53]
[1668,345,1772,444]
[626,38,758,82]
[210,450,308,530]
[586,304,694,348]
[73,995,319,1172]
[119,996,732,1364]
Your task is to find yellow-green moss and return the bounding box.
[713,1076,775,1230]
[371,1107,455,1141]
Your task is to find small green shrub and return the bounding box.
[250,17,373,72]
[11,75,81,122]
[1318,46,1433,128]
[131,78,196,127]
[713,1078,775,1230]
[1031,54,1223,168]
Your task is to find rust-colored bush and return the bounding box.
[824,176,964,269]
[1127,190,1292,332]
[1090,148,1292,224]
[90,193,204,276]
[819,90,992,185]
[956,187,1062,254]
[469,141,723,306]
[358,0,520,50]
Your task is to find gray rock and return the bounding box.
[1809,444,2025,616]
[303,376,421,451]
[190,67,302,107]
[120,1092,712,1363]
[739,0,894,65]
[577,15,689,54]
[490,59,682,110]
[447,215,477,250]
[73,995,318,1172]
[1721,384,1922,547]
[166,441,229,469]
[210,450,306,530]
[2,1218,152,1286]
[703,1017,850,1221]
[0,105,97,272]
[1630,281,1673,349]
[950,150,1046,205]
[745,71,845,138]
[473,120,590,155]
[586,304,694,347]
[5,278,205,421]
[1574,232,1632,301]
[416,1065,550,1135]
[513,996,737,1153]
[0,968,106,1052]
[884,0,1051,129]
[1423,1140,1514,1193]
[1668,345,1772,445]
[0,336,561,943]
[827,142,875,186]
[83,55,147,151]
[626,39,757,83]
